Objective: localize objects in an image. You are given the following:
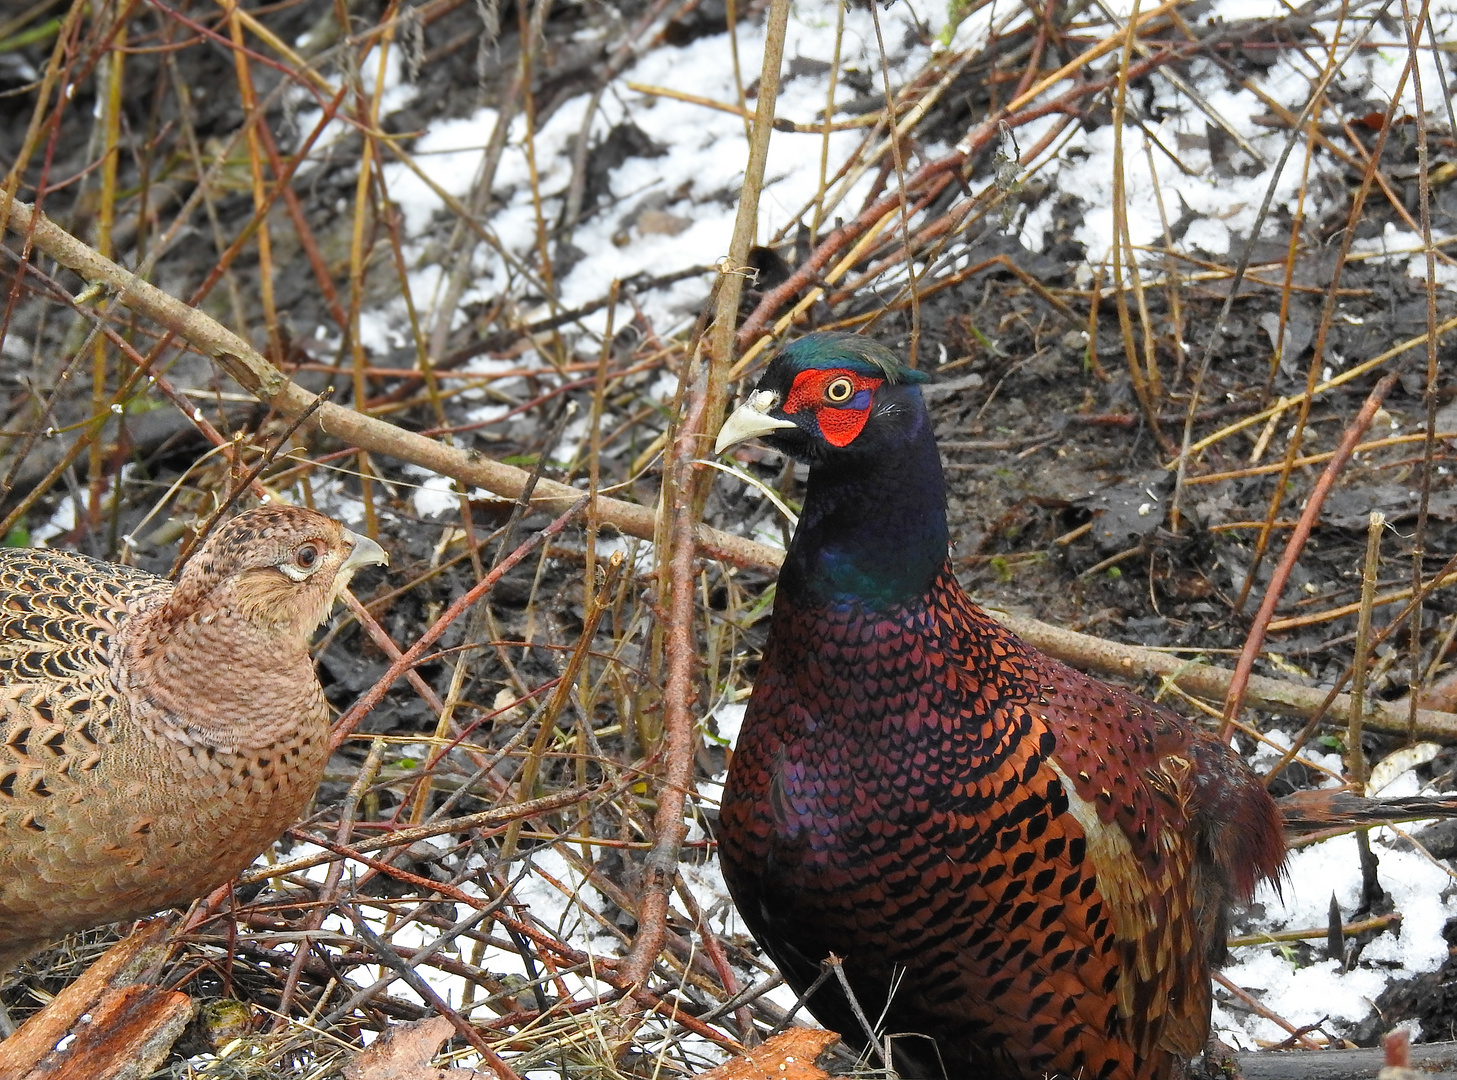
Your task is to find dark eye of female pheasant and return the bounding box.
[279,541,324,583]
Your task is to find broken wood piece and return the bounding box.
[0,917,190,1080]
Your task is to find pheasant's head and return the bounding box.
[121,506,387,751]
[715,332,931,465]
[716,333,948,606]
[166,505,387,641]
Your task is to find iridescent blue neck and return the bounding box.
[779,408,949,610]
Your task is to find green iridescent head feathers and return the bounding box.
[773,332,930,385]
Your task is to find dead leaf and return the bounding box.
[1076,469,1173,554]
[637,210,693,236]
[344,1015,480,1080]
[695,1029,838,1080]
[1413,666,1457,715]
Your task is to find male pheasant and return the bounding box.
[714,333,1288,1080]
[0,505,386,974]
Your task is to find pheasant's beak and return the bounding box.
[341,530,389,572]
[715,390,797,454]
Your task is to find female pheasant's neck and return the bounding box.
[122,601,321,751]
[781,416,949,610]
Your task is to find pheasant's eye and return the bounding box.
[278,542,322,582]
[825,377,855,404]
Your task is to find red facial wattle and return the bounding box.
[782,368,880,448]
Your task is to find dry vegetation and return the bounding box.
[2,0,1457,1076]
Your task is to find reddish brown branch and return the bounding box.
[329,496,589,749]
[1219,368,1403,738]
[616,371,707,993]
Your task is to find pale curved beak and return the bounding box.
[714,390,797,455]
[341,530,388,571]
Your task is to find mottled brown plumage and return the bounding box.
[0,505,386,972]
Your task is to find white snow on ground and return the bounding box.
[1018,0,1457,268]
[1353,222,1457,289]
[1251,726,1346,785]
[195,0,1457,1061]
[402,464,460,519]
[1217,822,1456,1047]
[376,2,942,344]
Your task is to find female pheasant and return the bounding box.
[0,505,386,974]
[714,333,1287,1080]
